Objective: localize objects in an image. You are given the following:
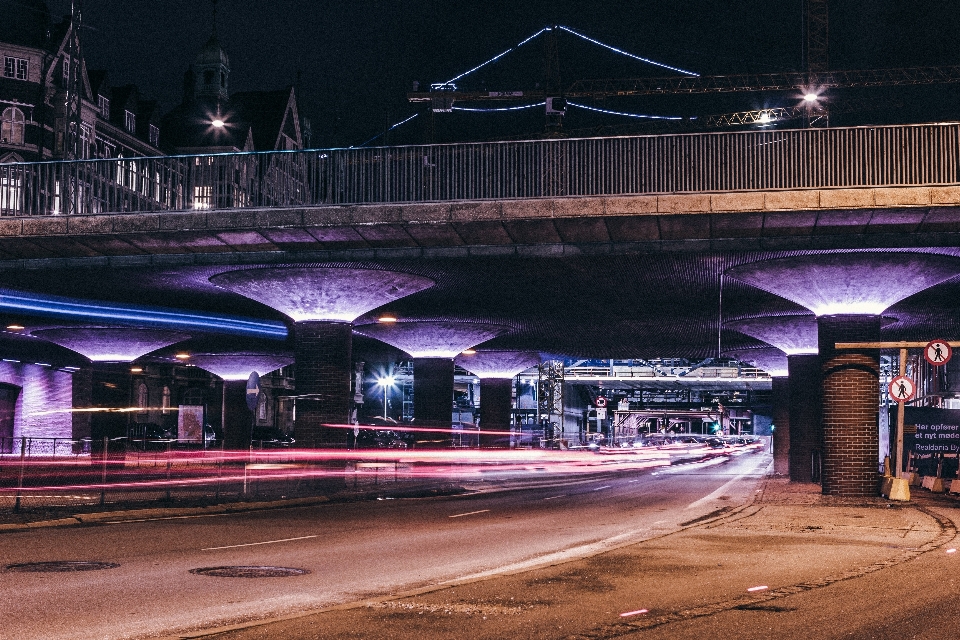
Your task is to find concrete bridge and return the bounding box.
[4,121,960,497]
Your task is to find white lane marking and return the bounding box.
[627,479,639,483]
[685,458,766,510]
[107,513,231,524]
[542,495,567,500]
[448,509,490,518]
[592,485,612,491]
[202,535,318,551]
[654,520,667,524]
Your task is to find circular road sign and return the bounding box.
[924,340,952,366]
[595,396,607,408]
[889,375,916,404]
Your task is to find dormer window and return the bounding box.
[1,107,25,145]
[124,110,135,133]
[149,124,159,147]
[98,95,110,119]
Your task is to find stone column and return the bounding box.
[479,378,513,448]
[222,380,253,449]
[413,357,455,447]
[818,314,881,497]
[787,354,822,483]
[294,321,353,448]
[771,377,790,475]
[71,367,93,441]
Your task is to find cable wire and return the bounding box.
[567,101,682,120]
[452,102,546,112]
[556,26,699,77]
[352,113,421,148]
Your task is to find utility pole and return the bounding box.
[803,0,829,127]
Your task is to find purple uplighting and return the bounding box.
[355,321,510,358]
[30,327,191,362]
[726,315,818,355]
[455,350,540,378]
[209,267,434,322]
[188,353,295,381]
[724,346,788,377]
[726,253,960,316]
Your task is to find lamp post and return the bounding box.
[377,376,395,420]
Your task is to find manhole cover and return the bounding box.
[189,566,310,578]
[6,561,120,573]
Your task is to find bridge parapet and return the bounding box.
[2,122,959,217]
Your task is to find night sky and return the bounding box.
[41,1,960,148]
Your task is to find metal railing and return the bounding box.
[2,122,960,216]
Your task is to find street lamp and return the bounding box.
[377,375,396,420]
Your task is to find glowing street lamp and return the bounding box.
[377,375,396,420]
[803,92,819,102]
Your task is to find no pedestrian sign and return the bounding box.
[889,375,916,404]
[924,340,952,366]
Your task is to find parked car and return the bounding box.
[251,427,295,446]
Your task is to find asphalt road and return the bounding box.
[1,450,768,640]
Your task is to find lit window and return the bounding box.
[62,56,70,83]
[98,95,110,119]
[149,124,159,146]
[193,185,212,209]
[1,107,25,145]
[124,110,135,133]
[3,57,28,81]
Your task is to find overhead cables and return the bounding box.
[566,101,682,120]
[555,26,699,77]
[352,112,421,148]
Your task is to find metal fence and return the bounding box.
[2,122,960,216]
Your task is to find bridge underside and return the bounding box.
[2,187,960,361]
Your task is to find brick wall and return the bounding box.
[294,321,352,447]
[818,315,881,497]
[0,362,74,439]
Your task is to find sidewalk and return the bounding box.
[161,477,960,640]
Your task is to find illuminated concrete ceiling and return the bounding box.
[725,253,960,316]
[209,267,435,322]
[725,315,818,355]
[355,321,510,358]
[29,327,191,362]
[188,353,295,381]
[455,350,541,379]
[722,345,789,378]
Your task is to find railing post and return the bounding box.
[165,441,172,501]
[99,436,108,506]
[14,436,26,513]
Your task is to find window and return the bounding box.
[203,70,215,85]
[149,124,159,147]
[98,95,110,119]
[62,56,70,83]
[124,110,135,133]
[3,57,28,81]
[1,107,25,145]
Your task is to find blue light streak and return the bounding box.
[0,290,288,339]
[438,27,551,88]
[567,102,683,120]
[556,26,699,77]
[452,102,546,112]
[353,113,421,148]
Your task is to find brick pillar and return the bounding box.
[771,377,790,475]
[479,378,512,448]
[819,315,881,497]
[413,357,454,448]
[72,367,92,441]
[294,321,352,448]
[788,354,821,483]
[222,380,253,449]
